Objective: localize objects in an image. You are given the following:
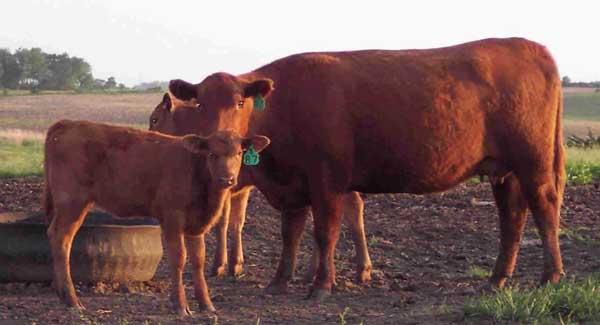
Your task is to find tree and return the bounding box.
[105,76,117,89]
[562,76,571,87]
[0,49,22,89]
[15,48,50,89]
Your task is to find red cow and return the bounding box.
[166,38,565,300]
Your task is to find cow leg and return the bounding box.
[186,234,215,312]
[489,174,529,288]
[163,228,191,316]
[47,200,90,309]
[228,187,251,277]
[303,192,372,284]
[519,171,564,285]
[265,206,310,294]
[343,191,372,284]
[308,180,344,300]
[211,192,231,277]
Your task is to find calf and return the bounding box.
[149,94,372,284]
[44,120,270,315]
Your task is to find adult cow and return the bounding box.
[165,38,566,300]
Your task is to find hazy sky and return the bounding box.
[2,0,598,86]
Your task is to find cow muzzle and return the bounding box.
[218,176,236,187]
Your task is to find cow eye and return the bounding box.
[151,118,157,124]
[207,152,215,159]
[196,103,203,110]
[237,100,244,109]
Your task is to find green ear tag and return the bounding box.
[243,145,260,166]
[253,94,265,111]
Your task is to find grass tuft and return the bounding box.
[467,266,491,279]
[464,275,600,324]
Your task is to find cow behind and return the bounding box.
[44,120,269,315]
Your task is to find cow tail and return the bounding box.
[554,88,566,208]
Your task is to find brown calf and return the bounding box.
[166,38,566,301]
[149,94,372,283]
[44,120,269,315]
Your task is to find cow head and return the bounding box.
[182,130,270,188]
[160,72,273,136]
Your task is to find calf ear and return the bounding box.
[182,135,209,154]
[160,93,172,111]
[243,135,271,153]
[243,79,274,98]
[169,79,197,101]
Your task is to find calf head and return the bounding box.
[183,130,270,188]
[158,73,273,136]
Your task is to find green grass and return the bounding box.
[464,275,600,324]
[467,266,491,279]
[564,92,600,121]
[0,138,43,178]
[565,147,600,185]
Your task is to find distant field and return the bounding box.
[0,90,599,137]
[0,92,162,132]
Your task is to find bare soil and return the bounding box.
[1,178,599,324]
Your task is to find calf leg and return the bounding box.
[489,174,529,288]
[265,206,310,294]
[228,188,251,276]
[186,234,215,312]
[211,192,231,277]
[163,228,191,316]
[519,171,564,284]
[47,200,90,309]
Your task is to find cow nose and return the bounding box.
[219,176,235,186]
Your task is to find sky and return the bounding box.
[1,0,598,86]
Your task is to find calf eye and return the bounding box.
[237,100,244,109]
[151,118,157,124]
[196,103,203,110]
[208,152,215,159]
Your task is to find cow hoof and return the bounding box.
[211,265,227,278]
[307,288,331,302]
[356,268,372,284]
[541,271,564,286]
[229,263,244,277]
[60,292,85,310]
[265,280,289,295]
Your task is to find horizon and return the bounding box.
[2,0,599,87]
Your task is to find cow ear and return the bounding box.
[182,135,209,154]
[242,135,270,153]
[160,93,172,111]
[169,79,197,101]
[243,79,274,98]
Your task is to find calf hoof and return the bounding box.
[199,303,217,314]
[265,280,290,295]
[211,264,227,278]
[356,266,372,284]
[229,263,244,277]
[307,287,331,302]
[58,290,85,310]
[173,304,193,317]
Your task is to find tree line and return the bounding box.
[0,47,125,92]
[562,76,600,88]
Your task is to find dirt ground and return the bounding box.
[0,177,599,324]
